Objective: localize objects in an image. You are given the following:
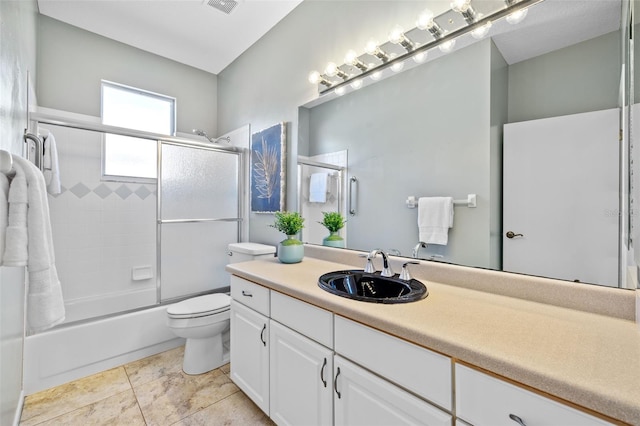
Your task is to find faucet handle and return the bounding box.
[359,253,376,273]
[399,261,419,281]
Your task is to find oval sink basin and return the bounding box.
[318,270,428,304]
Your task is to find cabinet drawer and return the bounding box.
[230,275,270,316]
[334,316,452,411]
[455,364,611,426]
[270,291,333,348]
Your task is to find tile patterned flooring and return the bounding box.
[20,346,274,426]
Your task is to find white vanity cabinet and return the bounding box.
[455,364,612,426]
[334,355,452,426]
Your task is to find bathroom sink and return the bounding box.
[318,270,428,304]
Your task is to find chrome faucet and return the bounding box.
[368,249,394,277]
[412,242,428,259]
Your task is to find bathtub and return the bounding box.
[23,305,184,394]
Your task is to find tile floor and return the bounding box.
[20,346,274,426]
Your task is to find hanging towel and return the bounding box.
[309,172,328,203]
[418,197,454,245]
[0,174,9,263]
[42,131,61,195]
[4,156,65,331]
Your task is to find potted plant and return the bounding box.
[271,211,305,263]
[319,211,346,248]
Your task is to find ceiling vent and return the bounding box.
[205,0,238,15]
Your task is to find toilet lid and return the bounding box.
[167,294,230,317]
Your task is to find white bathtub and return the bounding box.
[23,305,184,394]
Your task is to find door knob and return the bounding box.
[506,231,524,239]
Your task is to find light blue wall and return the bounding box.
[37,15,218,136]
[0,0,37,422]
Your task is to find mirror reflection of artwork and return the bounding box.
[251,122,286,213]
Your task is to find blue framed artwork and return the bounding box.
[251,122,286,213]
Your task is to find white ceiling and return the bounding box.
[37,0,304,75]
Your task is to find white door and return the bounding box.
[269,320,333,426]
[230,300,270,414]
[333,356,451,426]
[503,109,619,286]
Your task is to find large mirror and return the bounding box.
[298,0,633,289]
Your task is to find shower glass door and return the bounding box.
[159,142,240,301]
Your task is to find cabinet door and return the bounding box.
[334,356,451,426]
[269,320,333,426]
[230,300,270,414]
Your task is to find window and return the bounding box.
[101,81,176,180]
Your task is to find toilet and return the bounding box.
[166,242,276,375]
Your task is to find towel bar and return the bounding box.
[406,194,476,208]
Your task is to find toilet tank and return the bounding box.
[228,242,276,264]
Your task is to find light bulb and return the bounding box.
[471,21,492,39]
[391,61,405,73]
[451,0,471,13]
[335,86,346,96]
[308,71,321,84]
[364,39,379,56]
[439,39,456,53]
[413,51,427,63]
[344,50,359,66]
[370,71,382,81]
[416,9,435,30]
[506,8,527,24]
[350,79,363,90]
[325,62,339,77]
[389,25,405,44]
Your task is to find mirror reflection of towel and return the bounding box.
[418,197,454,245]
[309,173,328,203]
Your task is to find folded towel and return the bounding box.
[418,197,454,245]
[0,173,8,263]
[309,172,328,203]
[42,131,61,195]
[5,156,65,331]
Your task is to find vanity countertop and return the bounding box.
[227,257,640,425]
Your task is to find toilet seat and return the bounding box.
[167,294,231,319]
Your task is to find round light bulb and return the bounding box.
[389,25,405,44]
[451,0,471,12]
[506,8,528,24]
[471,21,492,39]
[344,50,359,66]
[439,39,456,53]
[416,9,435,30]
[364,39,379,56]
[335,86,346,96]
[325,62,339,77]
[370,71,382,81]
[413,51,427,63]
[308,71,321,84]
[391,61,405,73]
[350,79,363,90]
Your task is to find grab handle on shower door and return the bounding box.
[349,176,358,216]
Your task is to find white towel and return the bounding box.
[42,131,61,195]
[309,173,328,203]
[0,173,8,263]
[418,197,454,245]
[4,156,65,331]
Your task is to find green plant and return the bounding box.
[319,211,346,233]
[271,211,305,236]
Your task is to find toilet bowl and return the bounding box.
[167,293,231,375]
[166,242,276,375]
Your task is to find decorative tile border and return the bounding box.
[50,182,156,200]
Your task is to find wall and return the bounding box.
[0,0,37,423]
[37,15,218,136]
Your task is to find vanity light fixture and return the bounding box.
[345,50,369,72]
[308,71,332,88]
[308,0,541,96]
[451,0,477,24]
[325,62,349,80]
[365,39,390,62]
[389,25,415,52]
